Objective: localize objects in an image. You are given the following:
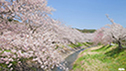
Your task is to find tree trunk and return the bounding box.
[118,41,123,50]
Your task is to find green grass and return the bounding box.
[82,42,90,47]
[72,45,126,71]
[91,45,112,52]
[80,49,88,54]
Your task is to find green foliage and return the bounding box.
[0,64,8,71]
[55,45,59,49]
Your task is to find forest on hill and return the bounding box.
[76,29,96,33]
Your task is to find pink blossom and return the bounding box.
[8,63,12,68]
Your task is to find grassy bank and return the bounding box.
[61,42,91,61]
[69,42,91,49]
[72,44,126,71]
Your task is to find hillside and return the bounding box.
[72,44,126,71]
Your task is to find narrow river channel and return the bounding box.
[52,48,85,71]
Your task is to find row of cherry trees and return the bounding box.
[93,15,126,49]
[0,0,88,71]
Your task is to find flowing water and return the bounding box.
[52,48,85,71]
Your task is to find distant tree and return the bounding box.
[92,27,110,45]
[76,29,96,33]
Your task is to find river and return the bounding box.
[52,48,85,71]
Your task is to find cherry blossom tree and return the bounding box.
[93,27,113,46]
[0,0,87,71]
[92,28,104,45]
[104,15,126,49]
[93,15,126,49]
[0,0,55,33]
[0,0,63,70]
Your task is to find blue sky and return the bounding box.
[47,0,126,29]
